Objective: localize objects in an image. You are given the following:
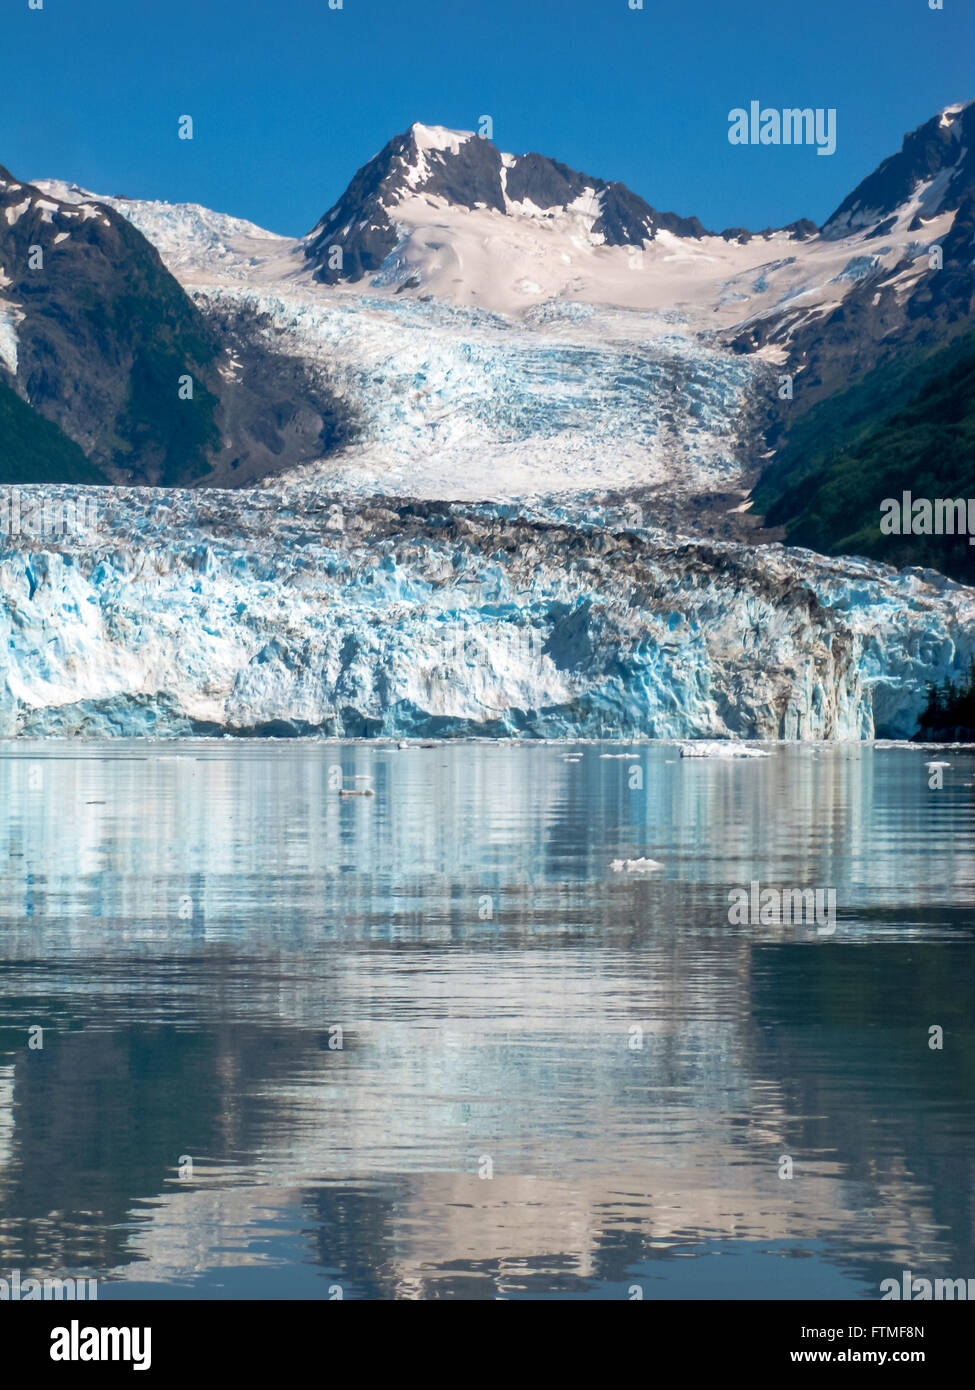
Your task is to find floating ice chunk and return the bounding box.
[611,857,663,872]
[679,742,770,759]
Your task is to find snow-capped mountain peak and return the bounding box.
[938,100,971,131]
[407,121,476,154]
[9,99,974,503]
[822,97,975,238]
[301,121,713,290]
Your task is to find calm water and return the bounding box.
[1,740,973,1300]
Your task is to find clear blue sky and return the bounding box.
[2,0,973,235]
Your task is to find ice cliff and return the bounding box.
[1,487,971,740]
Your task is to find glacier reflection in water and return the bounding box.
[0,740,973,1299]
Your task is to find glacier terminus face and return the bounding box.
[1,487,971,740]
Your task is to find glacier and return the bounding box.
[198,285,768,500]
[4,162,973,743]
[1,485,972,740]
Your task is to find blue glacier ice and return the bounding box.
[1,487,972,740]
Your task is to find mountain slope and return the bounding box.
[822,101,975,239]
[0,168,357,488]
[740,102,975,424]
[0,377,106,485]
[294,123,830,318]
[0,165,223,485]
[745,102,975,576]
[752,332,975,583]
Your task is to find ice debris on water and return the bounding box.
[679,742,771,758]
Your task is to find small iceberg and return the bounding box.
[611,857,663,873]
[679,742,770,759]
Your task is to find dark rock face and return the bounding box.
[194,302,360,489]
[507,153,711,243]
[911,187,975,330]
[720,218,818,245]
[0,165,223,485]
[780,218,818,241]
[302,131,414,284]
[503,152,585,209]
[744,107,975,580]
[733,106,975,427]
[822,101,975,237]
[304,124,714,284]
[426,137,507,212]
[0,167,357,488]
[741,199,975,424]
[592,181,709,245]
